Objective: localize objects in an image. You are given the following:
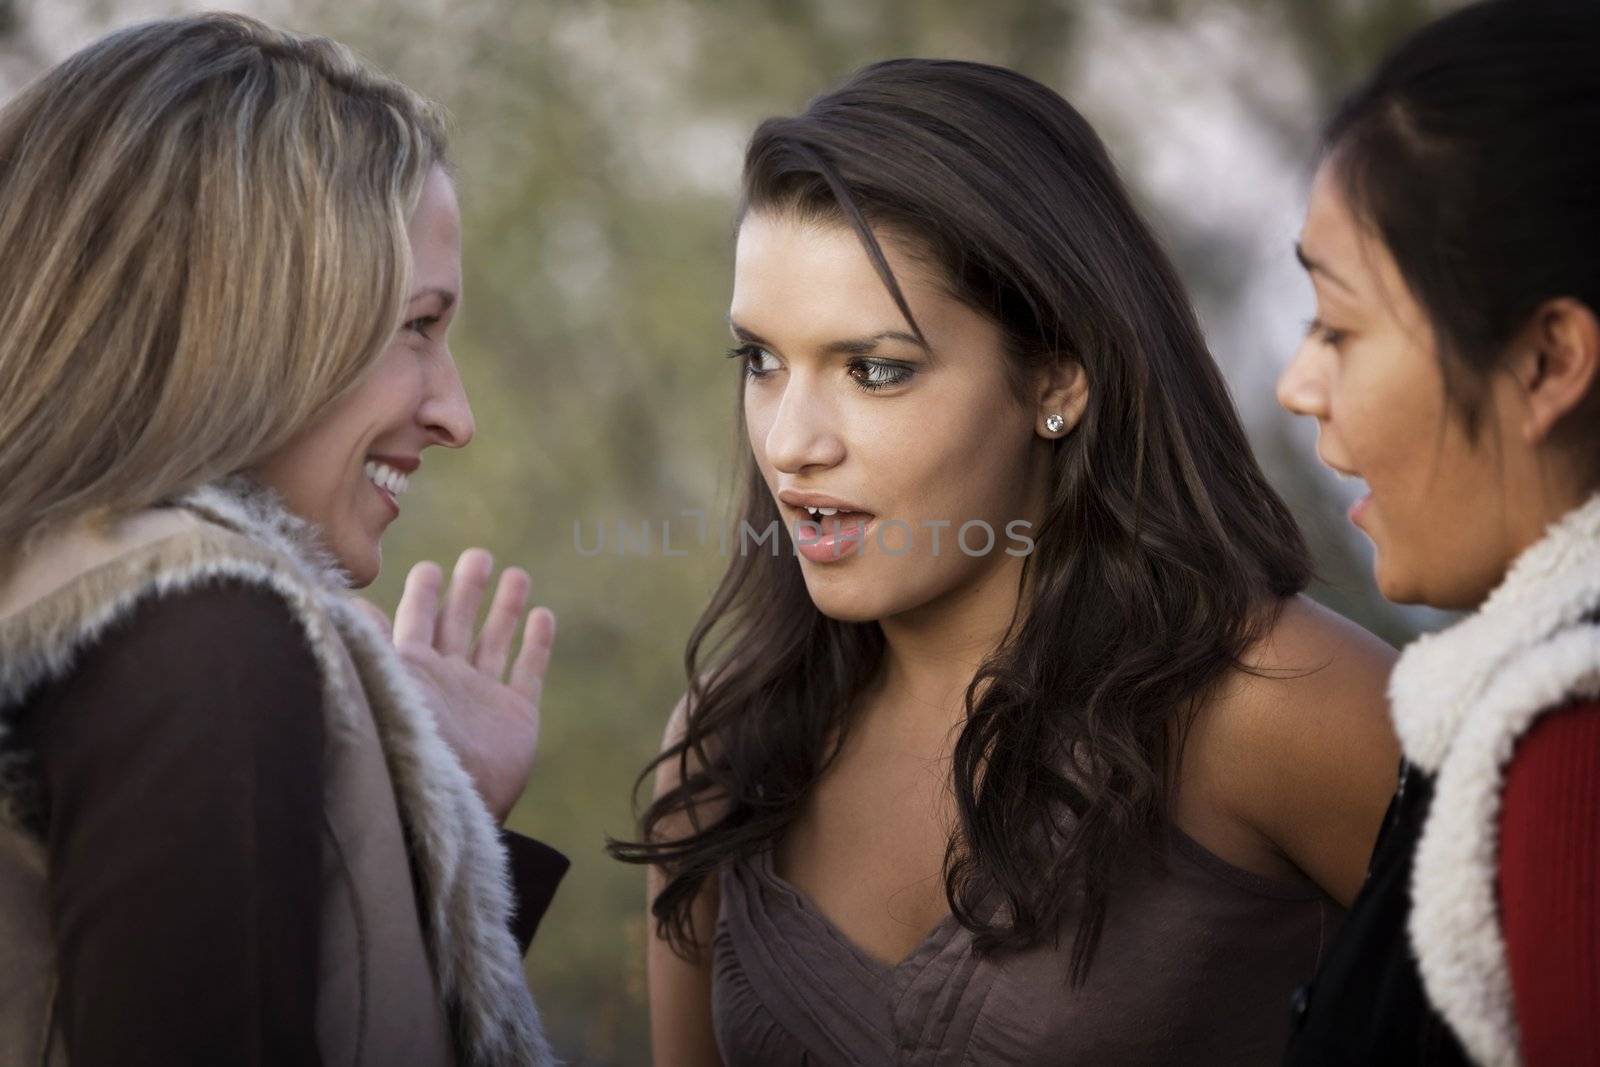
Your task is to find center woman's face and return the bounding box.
[730,211,1046,624]
[255,166,473,587]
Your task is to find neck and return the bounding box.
[874,552,1029,721]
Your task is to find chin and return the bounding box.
[1374,541,1498,612]
[1376,557,1465,611]
[804,562,953,625]
[804,592,885,624]
[1374,568,1424,607]
[801,575,896,624]
[337,541,381,588]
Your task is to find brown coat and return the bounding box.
[0,479,554,1066]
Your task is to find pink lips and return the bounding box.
[368,453,420,473]
[1348,492,1372,527]
[776,488,877,564]
[371,479,400,518]
[794,512,875,563]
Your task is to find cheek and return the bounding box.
[899,389,1033,519]
[256,421,347,515]
[742,387,767,449]
[1333,353,1431,482]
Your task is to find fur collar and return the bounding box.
[1389,491,1600,1067]
[0,477,556,1066]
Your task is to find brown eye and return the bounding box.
[1304,317,1348,350]
[847,359,914,391]
[727,344,780,377]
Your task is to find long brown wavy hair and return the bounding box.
[608,58,1310,982]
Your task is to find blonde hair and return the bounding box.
[0,12,447,566]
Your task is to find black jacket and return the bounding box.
[1283,761,1472,1066]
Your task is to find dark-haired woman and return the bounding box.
[1278,2,1600,1065]
[611,60,1402,1065]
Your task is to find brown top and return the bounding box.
[713,828,1339,1066]
[8,580,567,1067]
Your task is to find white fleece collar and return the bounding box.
[1389,491,1600,1067]
[1390,490,1600,773]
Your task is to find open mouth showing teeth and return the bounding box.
[800,505,873,526]
[796,505,875,545]
[364,460,410,496]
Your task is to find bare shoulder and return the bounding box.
[1228,594,1397,726]
[646,689,725,1065]
[659,692,693,758]
[653,692,694,799]
[652,687,729,825]
[1181,595,1401,905]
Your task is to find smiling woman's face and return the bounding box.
[254,165,473,587]
[730,211,1057,624]
[1277,164,1529,610]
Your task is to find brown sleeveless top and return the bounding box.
[713,826,1339,1065]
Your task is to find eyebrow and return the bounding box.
[1294,243,1356,296]
[408,286,457,311]
[727,318,928,356]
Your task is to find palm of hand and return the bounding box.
[356,548,555,822]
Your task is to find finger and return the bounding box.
[393,561,443,647]
[349,596,393,639]
[436,548,493,657]
[472,566,530,679]
[509,606,557,703]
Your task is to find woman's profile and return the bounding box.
[1278,1,1600,1061]
[0,14,562,1066]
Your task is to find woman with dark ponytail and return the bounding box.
[613,58,1402,1066]
[1279,2,1600,1063]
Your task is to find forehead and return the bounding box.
[1301,168,1366,272]
[408,167,461,282]
[730,211,953,344]
[1302,163,1434,339]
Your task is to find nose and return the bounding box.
[1276,338,1331,420]
[759,371,845,475]
[420,347,475,448]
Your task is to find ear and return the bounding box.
[1036,358,1089,438]
[1511,297,1600,444]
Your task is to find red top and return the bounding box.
[1498,698,1600,1066]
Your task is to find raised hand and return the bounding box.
[358,548,555,822]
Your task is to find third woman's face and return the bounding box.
[729,211,1048,624]
[1277,164,1523,610]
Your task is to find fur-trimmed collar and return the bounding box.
[175,475,353,588]
[1389,491,1600,1067]
[0,477,557,1066]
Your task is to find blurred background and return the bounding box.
[2,0,1464,1061]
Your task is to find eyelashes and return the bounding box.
[1304,317,1348,349]
[727,343,779,377]
[726,343,915,392]
[847,360,913,390]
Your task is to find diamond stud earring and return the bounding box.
[1045,413,1065,434]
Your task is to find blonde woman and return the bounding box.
[0,15,562,1066]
